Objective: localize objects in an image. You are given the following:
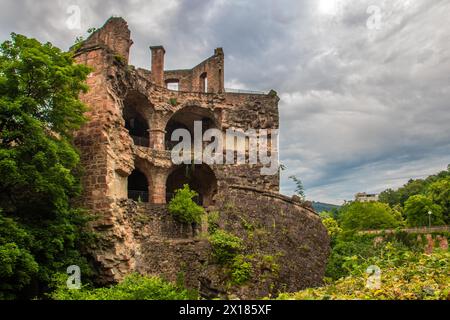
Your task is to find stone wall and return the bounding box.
[72,16,330,298]
[86,194,329,299]
[208,186,330,298]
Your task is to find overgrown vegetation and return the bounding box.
[378,165,450,225]
[207,225,254,286]
[309,192,450,300]
[208,229,244,264]
[0,33,93,299]
[289,175,305,200]
[339,201,402,231]
[168,184,205,224]
[50,273,197,300]
[229,254,253,285]
[278,247,449,300]
[313,167,450,300]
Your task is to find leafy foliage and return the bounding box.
[289,175,305,199]
[279,248,449,300]
[404,195,444,227]
[50,273,196,300]
[427,177,450,224]
[321,216,342,240]
[339,202,402,231]
[168,184,205,224]
[379,165,450,208]
[230,255,253,285]
[0,33,92,299]
[207,211,220,235]
[208,230,244,264]
[0,210,39,299]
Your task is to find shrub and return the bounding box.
[50,273,196,300]
[278,248,449,300]
[230,255,253,285]
[168,184,205,224]
[208,230,243,264]
[325,233,417,280]
[321,217,342,240]
[169,98,178,106]
[207,211,220,235]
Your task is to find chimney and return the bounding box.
[150,46,165,87]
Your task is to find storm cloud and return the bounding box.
[2,0,449,203]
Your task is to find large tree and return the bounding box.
[0,33,92,299]
[339,201,402,231]
[426,177,450,224]
[404,195,444,227]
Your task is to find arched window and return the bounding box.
[166,164,217,207]
[164,106,218,151]
[123,105,150,147]
[128,169,149,202]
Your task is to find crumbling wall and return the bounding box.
[72,16,330,296]
[202,186,330,298]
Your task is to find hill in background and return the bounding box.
[312,202,341,213]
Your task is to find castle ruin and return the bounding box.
[73,17,329,299]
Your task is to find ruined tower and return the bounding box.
[73,17,329,299]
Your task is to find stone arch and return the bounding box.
[128,169,149,202]
[122,90,153,147]
[166,164,218,207]
[164,105,220,151]
[127,157,153,203]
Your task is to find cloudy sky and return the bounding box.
[1,0,449,204]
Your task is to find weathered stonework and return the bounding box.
[73,17,330,298]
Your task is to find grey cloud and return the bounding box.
[1,0,449,203]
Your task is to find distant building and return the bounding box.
[355,192,379,202]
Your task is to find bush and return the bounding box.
[325,235,378,280]
[278,248,449,300]
[230,255,253,285]
[321,217,342,240]
[50,273,196,300]
[208,230,243,264]
[207,211,220,235]
[168,184,205,224]
[325,232,423,280]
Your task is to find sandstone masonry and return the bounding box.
[73,17,330,299]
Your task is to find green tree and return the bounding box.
[208,229,244,264]
[378,188,400,207]
[321,217,342,240]
[0,33,92,299]
[426,177,450,224]
[168,184,205,224]
[339,202,401,231]
[404,195,445,227]
[396,179,427,206]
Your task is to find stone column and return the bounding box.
[150,129,166,151]
[151,170,167,204]
[150,46,165,87]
